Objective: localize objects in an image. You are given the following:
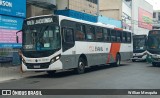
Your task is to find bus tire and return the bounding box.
[47,71,56,76]
[76,58,86,74]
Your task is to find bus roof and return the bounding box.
[26,14,131,32]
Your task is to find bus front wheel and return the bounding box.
[75,58,86,74]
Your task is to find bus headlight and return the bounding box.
[51,58,55,64]
[50,54,61,64]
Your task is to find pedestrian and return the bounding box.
[18,49,24,73]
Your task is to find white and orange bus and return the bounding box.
[17,15,133,75]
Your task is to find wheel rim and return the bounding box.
[79,62,84,72]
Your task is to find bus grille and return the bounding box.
[26,62,50,69]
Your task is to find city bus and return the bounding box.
[147,29,160,66]
[16,15,133,75]
[132,35,147,62]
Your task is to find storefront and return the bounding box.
[0,0,26,63]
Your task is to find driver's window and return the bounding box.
[63,28,74,43]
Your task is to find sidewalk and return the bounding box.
[0,64,45,83]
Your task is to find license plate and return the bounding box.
[34,65,41,69]
[134,57,138,59]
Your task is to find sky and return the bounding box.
[145,0,160,10]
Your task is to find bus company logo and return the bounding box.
[2,90,11,95]
[95,46,103,52]
[0,0,12,8]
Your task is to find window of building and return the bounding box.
[86,0,98,4]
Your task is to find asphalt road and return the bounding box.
[0,61,160,98]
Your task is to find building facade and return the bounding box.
[132,0,153,35]
[153,10,160,29]
[99,0,132,30]
[0,0,26,63]
[27,0,56,18]
[57,0,98,16]
[0,0,26,49]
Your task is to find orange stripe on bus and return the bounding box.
[106,43,121,63]
[110,43,121,60]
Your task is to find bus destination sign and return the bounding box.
[27,18,53,26]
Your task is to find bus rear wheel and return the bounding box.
[47,71,56,76]
[75,58,86,74]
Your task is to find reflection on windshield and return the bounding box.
[148,36,160,50]
[133,38,146,50]
[23,25,60,51]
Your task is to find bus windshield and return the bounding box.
[22,25,61,51]
[133,38,146,51]
[148,35,160,50]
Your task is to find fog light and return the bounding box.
[51,58,55,64]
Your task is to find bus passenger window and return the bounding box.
[117,31,122,42]
[96,27,103,41]
[111,30,117,42]
[103,28,110,42]
[122,32,127,43]
[86,26,95,41]
[127,33,131,43]
[76,24,85,41]
[63,29,74,43]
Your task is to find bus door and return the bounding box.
[62,27,76,69]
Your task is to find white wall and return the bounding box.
[122,2,132,30]
[132,0,153,35]
[56,0,68,10]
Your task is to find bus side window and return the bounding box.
[75,23,86,41]
[111,29,117,42]
[62,27,75,52]
[63,28,74,43]
[103,28,110,42]
[117,30,122,42]
[86,25,95,41]
[127,32,131,43]
[122,32,127,43]
[96,27,103,41]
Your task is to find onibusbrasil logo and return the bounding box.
[0,0,12,7]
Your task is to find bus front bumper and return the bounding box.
[22,60,63,72]
[131,55,147,60]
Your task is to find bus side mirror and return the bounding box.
[16,30,22,43]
